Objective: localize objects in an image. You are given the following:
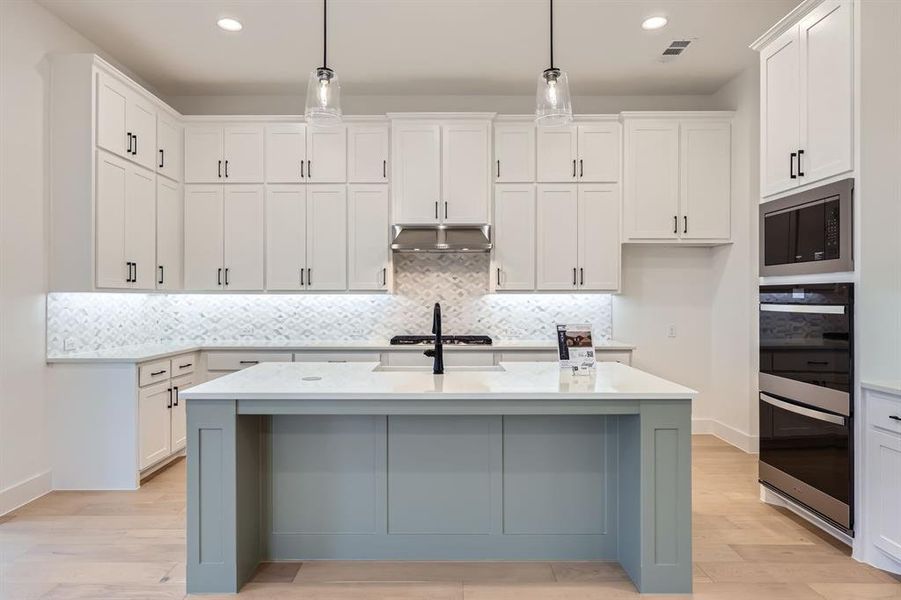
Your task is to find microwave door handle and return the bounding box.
[760,393,846,426]
[759,303,845,315]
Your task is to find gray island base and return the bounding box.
[181,362,695,595]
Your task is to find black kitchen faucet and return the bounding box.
[422,302,444,374]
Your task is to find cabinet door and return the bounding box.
[306,185,348,291]
[156,113,182,181]
[348,185,390,290]
[392,122,441,224]
[868,429,901,563]
[96,72,130,159]
[680,120,731,240]
[223,125,264,183]
[799,0,853,185]
[124,167,157,290]
[223,186,264,290]
[494,184,535,290]
[185,126,224,183]
[138,382,172,470]
[536,185,578,290]
[442,122,490,224]
[578,123,621,182]
[265,123,306,183]
[536,126,577,182]
[184,185,224,290]
[127,93,157,172]
[348,125,389,183]
[265,185,306,291]
[623,119,680,240]
[494,124,535,183]
[306,126,347,183]
[578,184,620,291]
[761,27,801,197]
[95,151,129,288]
[156,177,183,290]
[170,375,194,453]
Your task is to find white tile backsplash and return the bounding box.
[47,254,612,355]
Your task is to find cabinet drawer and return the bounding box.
[382,350,496,367]
[170,353,196,377]
[205,351,293,371]
[139,359,171,387]
[498,351,558,362]
[293,352,381,363]
[869,391,901,437]
[597,351,632,365]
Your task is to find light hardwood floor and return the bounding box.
[1,435,899,599]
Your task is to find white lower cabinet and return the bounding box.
[493,184,536,290]
[184,185,264,290]
[863,388,901,571]
[348,185,390,290]
[169,373,193,452]
[138,381,172,470]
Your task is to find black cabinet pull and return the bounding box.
[496,159,500,178]
[173,386,179,407]
[797,149,805,177]
[218,160,222,178]
[167,387,172,409]
[179,363,192,369]
[127,132,133,154]
[434,201,438,219]
[307,267,312,286]
[383,160,387,178]
[807,360,829,365]
[217,268,222,286]
[580,267,584,286]
[133,262,137,281]
[307,160,311,178]
[444,201,448,219]
[158,265,164,285]
[300,268,305,286]
[133,135,137,156]
[572,267,577,286]
[239,360,259,364]
[497,267,501,287]
[159,149,164,169]
[790,152,797,179]
[579,159,584,178]
[673,216,678,234]
[382,267,387,286]
[300,160,304,178]
[889,415,901,422]
[683,216,687,234]
[152,370,167,376]
[224,268,229,286]
[572,159,576,177]
[125,261,132,283]
[224,160,229,178]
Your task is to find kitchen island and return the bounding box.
[181,361,695,594]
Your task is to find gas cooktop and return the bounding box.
[390,335,493,346]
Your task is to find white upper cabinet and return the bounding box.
[577,184,620,291]
[348,124,389,183]
[392,122,441,224]
[185,124,263,183]
[95,150,156,290]
[536,185,579,290]
[156,112,182,181]
[494,123,535,183]
[680,121,731,240]
[758,0,852,197]
[348,185,390,290]
[306,185,347,291]
[96,71,157,171]
[623,119,681,240]
[577,123,621,183]
[442,122,491,224]
[265,185,307,291]
[156,176,183,290]
[265,123,306,183]
[537,126,578,182]
[306,126,347,183]
[222,186,264,290]
[184,185,224,290]
[493,184,536,290]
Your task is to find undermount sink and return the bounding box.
[371,365,506,373]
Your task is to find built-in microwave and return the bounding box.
[760,179,853,277]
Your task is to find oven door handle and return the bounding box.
[760,393,846,426]
[760,303,845,315]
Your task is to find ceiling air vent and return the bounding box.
[661,40,692,57]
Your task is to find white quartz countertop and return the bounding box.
[46,339,635,364]
[862,380,901,396]
[180,361,695,401]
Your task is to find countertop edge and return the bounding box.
[861,380,901,396]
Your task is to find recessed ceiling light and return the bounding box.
[641,16,668,31]
[217,17,243,32]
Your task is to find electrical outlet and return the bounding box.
[64,338,78,351]
[667,325,677,338]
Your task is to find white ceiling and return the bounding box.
[38,0,795,98]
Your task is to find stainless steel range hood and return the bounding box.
[391,225,492,253]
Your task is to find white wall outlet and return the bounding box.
[63,338,78,351]
[667,325,677,338]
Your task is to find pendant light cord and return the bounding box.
[322,0,328,69]
[549,0,554,70]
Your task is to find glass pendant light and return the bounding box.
[305,0,342,127]
[535,0,572,127]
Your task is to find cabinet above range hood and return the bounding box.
[390,225,491,253]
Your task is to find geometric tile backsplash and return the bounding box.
[47,253,613,355]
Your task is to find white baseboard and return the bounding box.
[0,470,52,516]
[693,417,758,453]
